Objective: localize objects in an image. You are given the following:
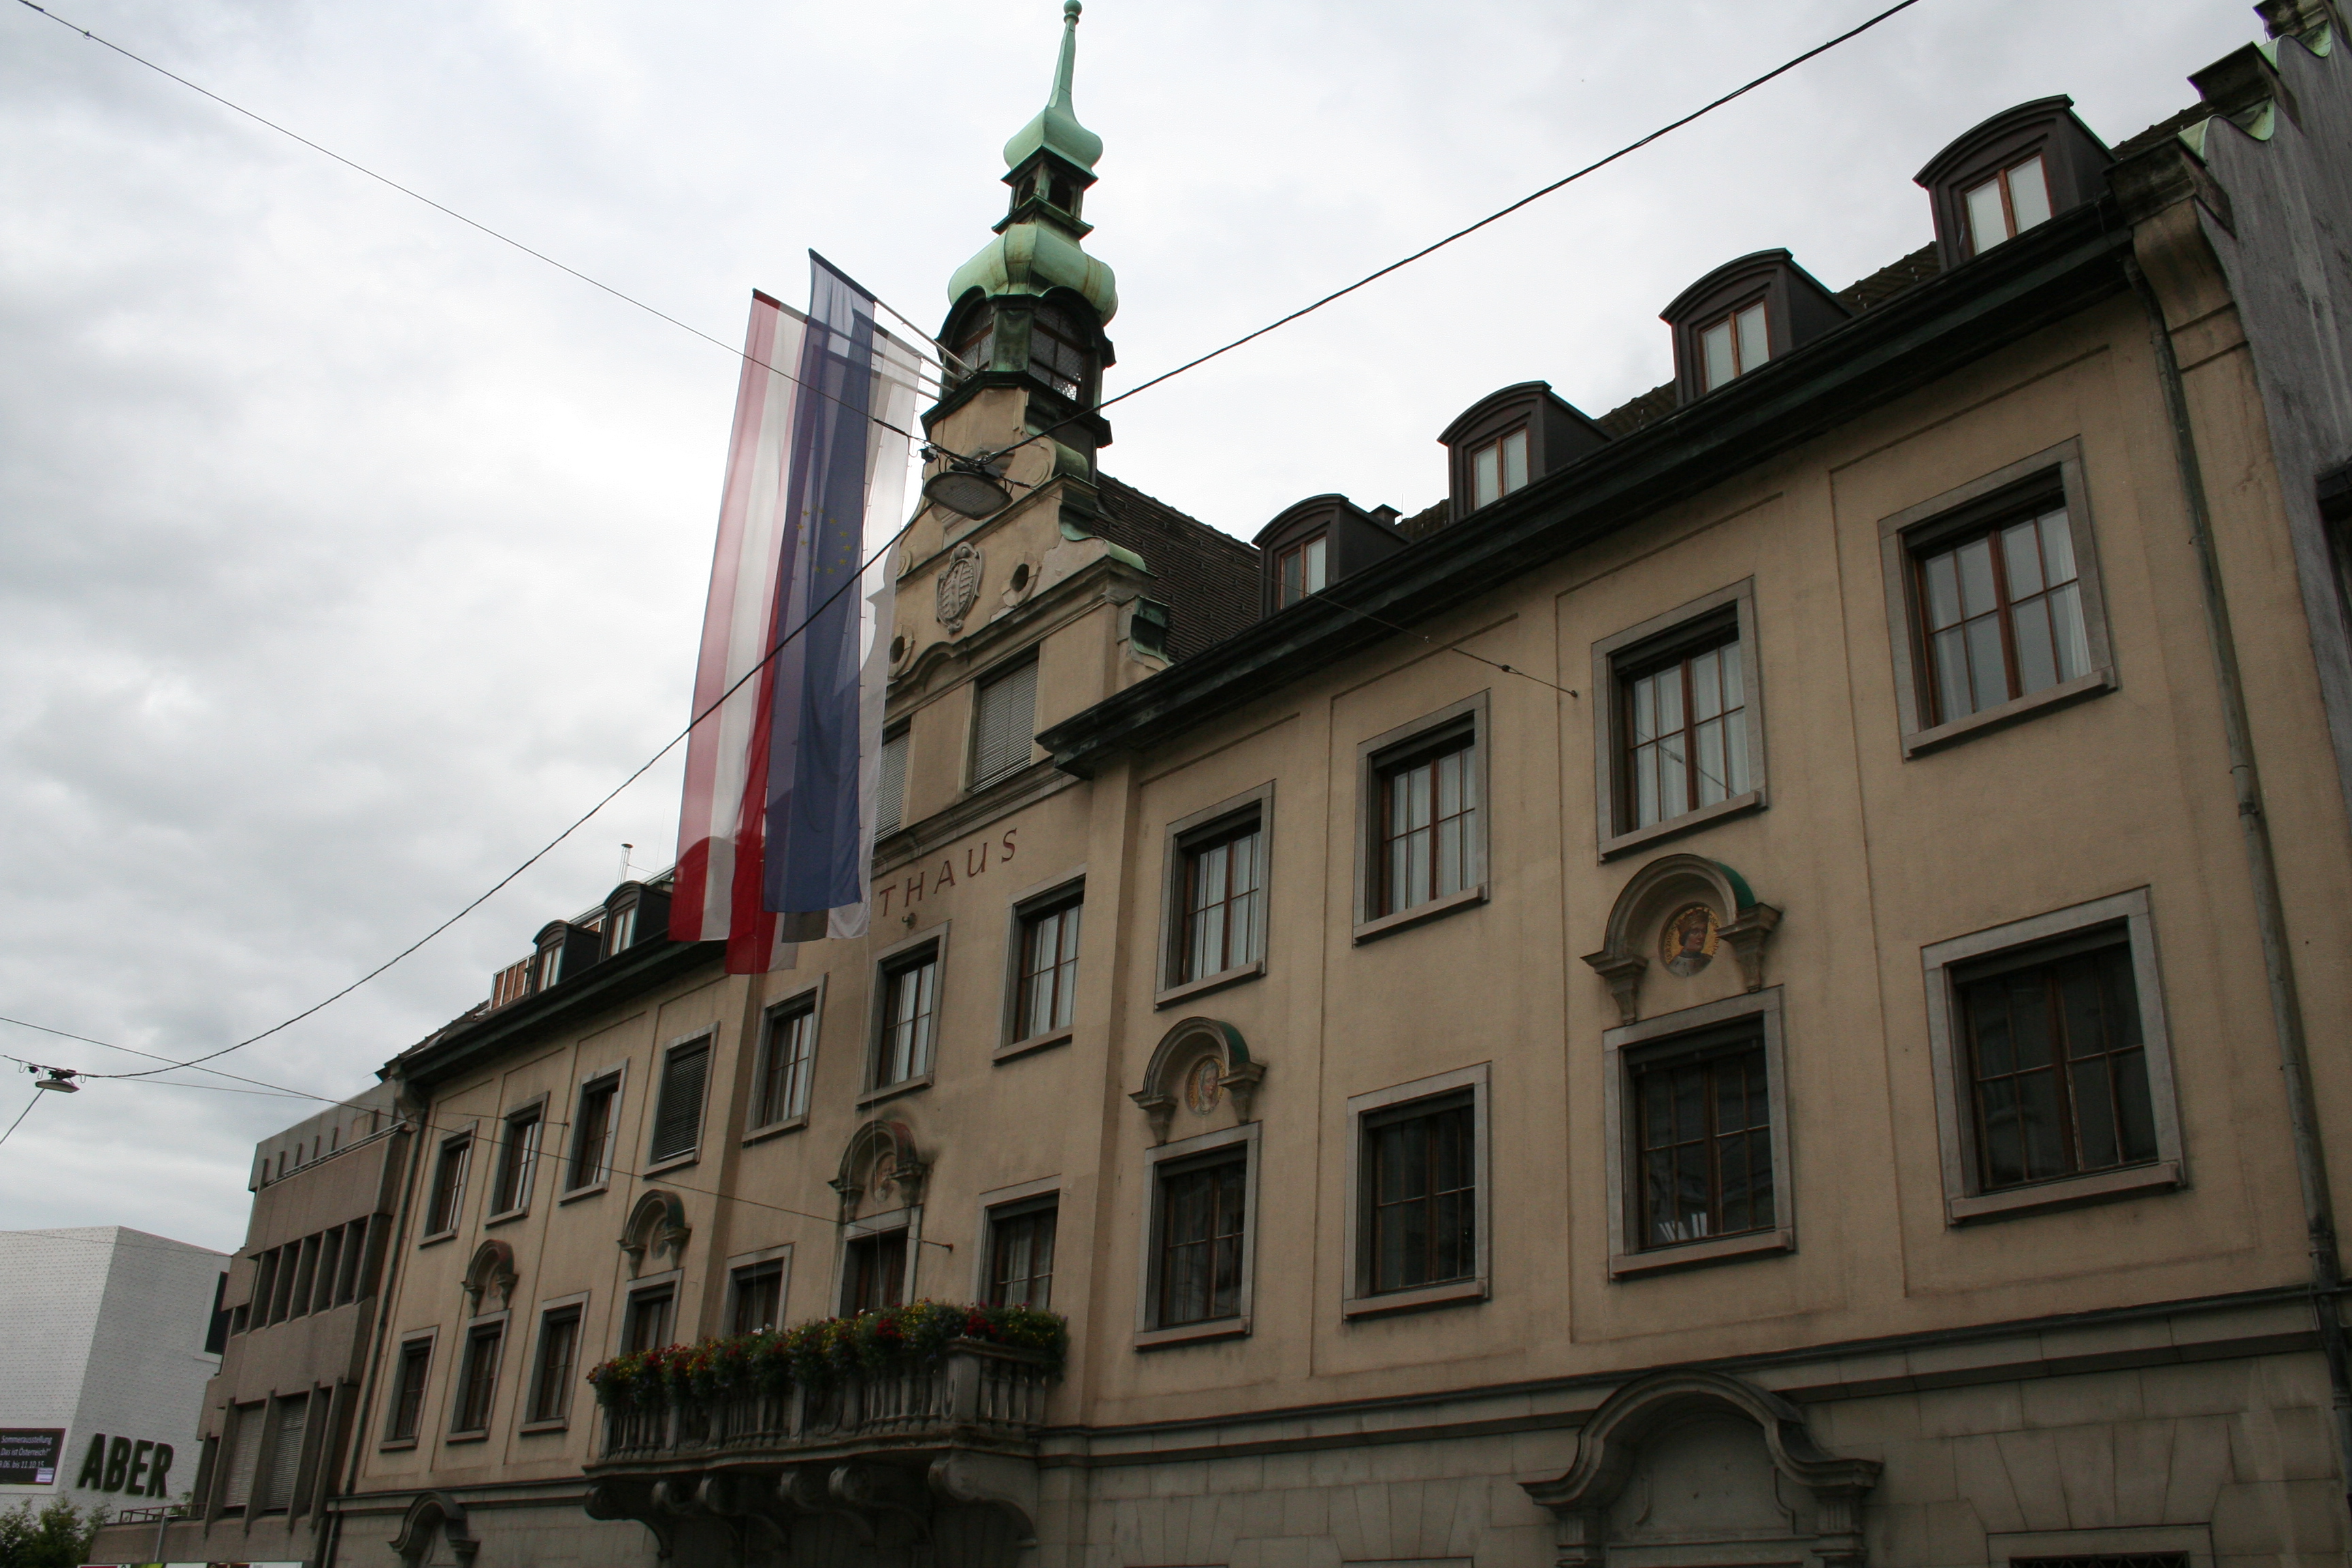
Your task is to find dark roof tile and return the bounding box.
[1090,474,1262,659]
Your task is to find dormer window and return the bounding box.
[1915,97,2110,273]
[1028,306,1090,401]
[1962,154,2052,256]
[1699,301,1769,392]
[603,901,637,958]
[1661,253,1848,406]
[1275,534,1328,608]
[533,941,564,994]
[1469,429,1529,510]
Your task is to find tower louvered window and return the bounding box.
[970,659,1038,787]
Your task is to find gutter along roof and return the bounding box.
[387,935,724,1090]
[1036,199,2137,778]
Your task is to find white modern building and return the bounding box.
[0,1226,229,1515]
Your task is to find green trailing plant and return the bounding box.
[585,1301,1066,1410]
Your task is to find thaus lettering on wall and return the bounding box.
[875,827,1019,920]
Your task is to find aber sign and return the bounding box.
[72,1433,176,1496]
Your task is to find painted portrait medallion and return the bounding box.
[1183,1056,1223,1115]
[1659,902,1720,977]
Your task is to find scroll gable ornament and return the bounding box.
[936,542,985,636]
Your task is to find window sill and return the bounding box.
[1342,1276,1488,1319]
[516,1417,570,1436]
[1901,668,2114,757]
[416,1230,459,1249]
[1598,790,1765,861]
[858,1074,934,1110]
[994,1028,1073,1064]
[1946,1159,2182,1224]
[1610,1226,1793,1279]
[483,1207,529,1228]
[1352,884,1488,945]
[1134,1315,1251,1350]
[557,1182,608,1205]
[641,1151,700,1178]
[443,1430,489,1446]
[741,1115,810,1148]
[376,1437,419,1453]
[1153,961,1265,1011]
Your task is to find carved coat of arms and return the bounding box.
[935,542,984,635]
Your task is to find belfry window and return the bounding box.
[1028,307,1090,401]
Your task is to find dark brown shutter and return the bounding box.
[649,1042,709,1163]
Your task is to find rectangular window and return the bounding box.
[451,1322,503,1433]
[534,942,564,993]
[623,1286,675,1354]
[1375,728,1479,916]
[1633,1038,1774,1250]
[289,1235,319,1319]
[875,725,909,836]
[1957,930,2159,1192]
[1916,502,2091,725]
[313,1229,344,1314]
[387,1339,431,1442]
[1156,1153,1248,1328]
[223,1402,266,1507]
[1177,819,1264,984]
[1623,630,1750,830]
[842,1231,908,1316]
[1699,301,1769,391]
[568,1074,619,1190]
[526,1308,581,1425]
[875,948,939,1089]
[986,1200,1058,1309]
[648,1039,710,1165]
[490,1105,542,1216]
[259,1394,307,1511]
[970,658,1039,787]
[1028,306,1089,400]
[424,1134,471,1237]
[1275,533,1329,607]
[755,1002,817,1128]
[603,902,636,958]
[1014,896,1083,1039]
[1880,442,2113,755]
[334,1218,369,1303]
[1964,152,2053,255]
[730,1259,785,1335]
[1604,991,1792,1277]
[1365,1094,1476,1292]
[1470,427,1530,510]
[250,1251,279,1328]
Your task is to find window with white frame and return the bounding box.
[753,996,817,1130]
[873,943,940,1091]
[1963,153,2053,256]
[1012,890,1082,1042]
[1469,427,1529,510]
[423,1132,471,1238]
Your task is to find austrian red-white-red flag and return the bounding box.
[669,287,919,973]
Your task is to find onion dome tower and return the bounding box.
[928,0,1119,470]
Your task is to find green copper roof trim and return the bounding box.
[1710,860,1759,911]
[947,219,1119,321]
[1003,0,1104,174]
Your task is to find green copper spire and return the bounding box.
[945,0,1117,324]
[1002,0,1103,174]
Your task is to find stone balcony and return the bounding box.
[581,1340,1056,1568]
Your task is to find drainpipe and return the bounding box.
[2124,251,2352,1514]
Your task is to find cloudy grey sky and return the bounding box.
[0,0,2259,1251]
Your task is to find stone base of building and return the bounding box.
[323,1304,2348,1568]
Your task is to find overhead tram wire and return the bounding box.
[8,0,966,460]
[2,0,1929,1088]
[0,1090,42,1149]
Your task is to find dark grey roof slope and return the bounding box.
[1090,474,1262,659]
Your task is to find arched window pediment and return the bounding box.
[1580,853,1781,1024]
[618,1190,689,1279]
[831,1119,929,1220]
[1131,1017,1263,1143]
[460,1240,515,1313]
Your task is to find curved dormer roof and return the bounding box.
[1914,96,2112,272]
[1660,249,1851,405]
